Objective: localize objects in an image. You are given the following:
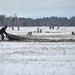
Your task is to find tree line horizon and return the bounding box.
[0,15,75,26]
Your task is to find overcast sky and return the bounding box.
[0,0,75,18]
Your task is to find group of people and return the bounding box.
[0,26,75,41]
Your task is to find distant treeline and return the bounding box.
[0,15,75,26]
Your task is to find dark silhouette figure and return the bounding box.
[27,32,32,37]
[72,31,74,35]
[0,26,8,41]
[12,27,14,31]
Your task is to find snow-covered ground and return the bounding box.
[0,42,75,75]
[0,27,75,75]
[0,26,75,40]
[2,26,75,35]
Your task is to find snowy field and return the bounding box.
[1,26,75,35]
[0,27,75,75]
[0,42,75,75]
[0,26,75,41]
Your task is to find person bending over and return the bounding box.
[0,26,8,41]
